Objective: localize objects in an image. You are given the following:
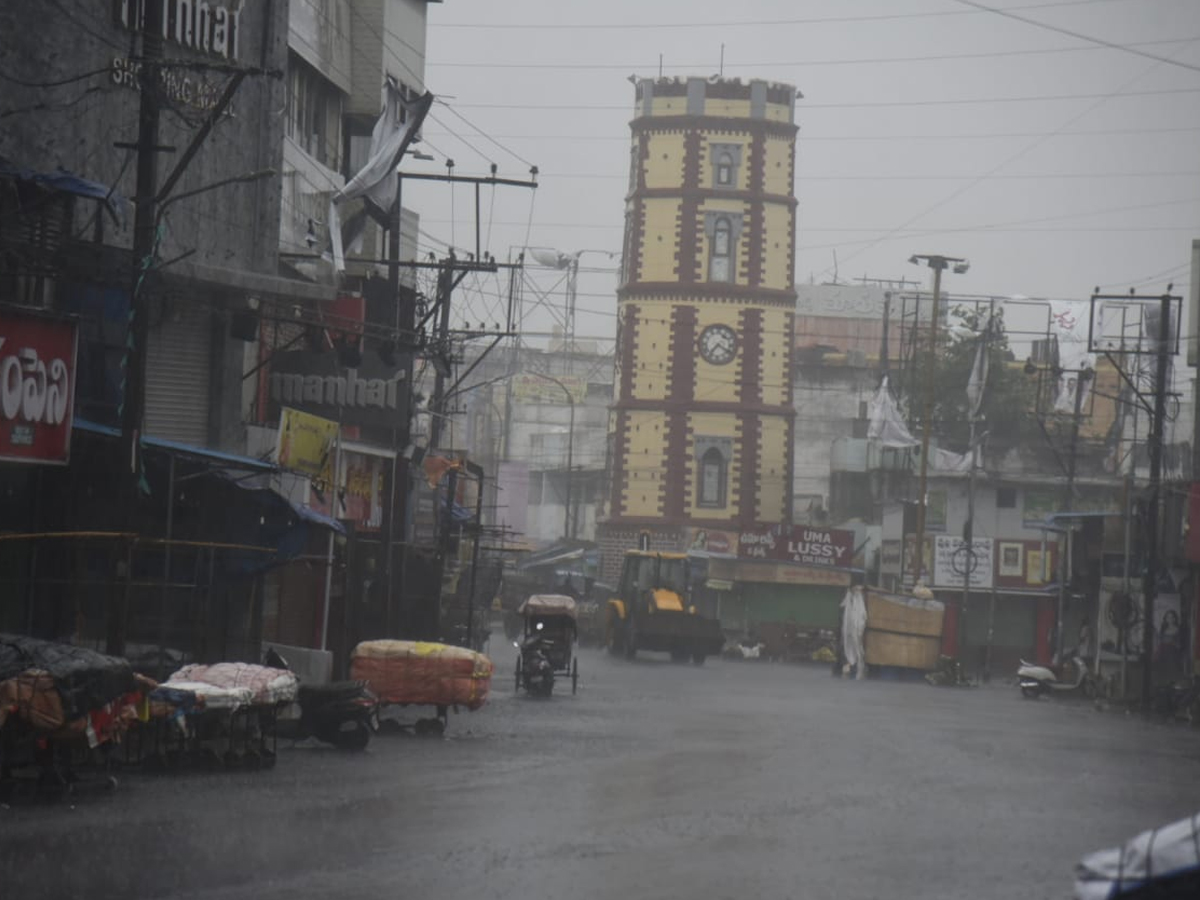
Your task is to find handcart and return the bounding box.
[350,640,493,736]
[164,663,298,769]
[0,634,141,799]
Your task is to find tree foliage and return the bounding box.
[905,306,1038,454]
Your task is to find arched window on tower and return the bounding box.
[716,151,734,186]
[698,447,727,508]
[709,216,732,283]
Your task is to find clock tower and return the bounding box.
[599,76,798,570]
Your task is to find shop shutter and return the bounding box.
[145,301,212,446]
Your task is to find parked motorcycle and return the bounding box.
[264,649,378,750]
[1017,653,1097,700]
[514,623,555,696]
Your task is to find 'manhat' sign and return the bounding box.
[267,349,406,429]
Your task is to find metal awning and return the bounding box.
[75,419,276,472]
[0,160,127,223]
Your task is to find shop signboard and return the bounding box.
[737,524,854,568]
[881,540,903,577]
[685,527,738,555]
[932,535,994,589]
[266,350,407,431]
[1023,488,1120,526]
[0,308,77,464]
[341,450,387,532]
[708,556,851,587]
[510,373,587,404]
[276,407,337,483]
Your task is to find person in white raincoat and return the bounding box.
[840,584,867,680]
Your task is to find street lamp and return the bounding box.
[528,371,575,540]
[907,253,969,586]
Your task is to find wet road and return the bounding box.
[3,639,1198,900]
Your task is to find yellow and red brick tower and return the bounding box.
[599,76,798,573]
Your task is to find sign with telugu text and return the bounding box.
[932,535,994,590]
[737,524,855,568]
[0,309,77,465]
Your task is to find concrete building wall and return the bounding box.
[0,0,288,278]
[793,362,878,509]
[290,0,353,92]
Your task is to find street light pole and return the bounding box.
[907,254,969,587]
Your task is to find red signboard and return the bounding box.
[737,524,855,568]
[0,308,77,464]
[1187,483,1200,564]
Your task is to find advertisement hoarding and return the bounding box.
[0,308,77,464]
[932,535,994,590]
[276,407,337,482]
[737,524,855,568]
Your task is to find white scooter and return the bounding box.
[1017,653,1096,699]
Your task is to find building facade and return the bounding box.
[599,76,799,578]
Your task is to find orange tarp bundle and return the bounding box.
[423,455,464,487]
[0,669,65,731]
[350,640,493,710]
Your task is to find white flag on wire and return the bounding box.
[328,81,434,272]
[965,315,993,419]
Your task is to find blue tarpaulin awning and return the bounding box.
[0,160,127,223]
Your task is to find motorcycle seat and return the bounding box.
[299,681,370,703]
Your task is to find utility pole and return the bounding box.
[121,0,163,491]
[429,257,455,450]
[1088,287,1180,708]
[1142,291,1172,709]
[110,0,164,657]
[907,254,969,586]
[383,173,409,637]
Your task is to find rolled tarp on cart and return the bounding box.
[518,594,578,619]
[350,640,493,711]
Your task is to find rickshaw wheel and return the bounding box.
[571,658,579,695]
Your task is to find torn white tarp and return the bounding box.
[867,377,970,472]
[868,376,919,448]
[965,315,996,419]
[1050,299,1094,412]
[840,585,867,679]
[328,82,434,272]
[1074,811,1200,899]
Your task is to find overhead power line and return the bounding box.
[428,0,1133,31]
[0,65,115,88]
[955,0,1200,75]
[427,36,1200,70]
[449,86,1200,111]
[423,124,1200,143]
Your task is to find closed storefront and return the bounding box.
[145,298,212,446]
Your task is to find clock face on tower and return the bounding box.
[698,324,738,365]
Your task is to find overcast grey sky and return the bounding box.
[401,0,1200,344]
